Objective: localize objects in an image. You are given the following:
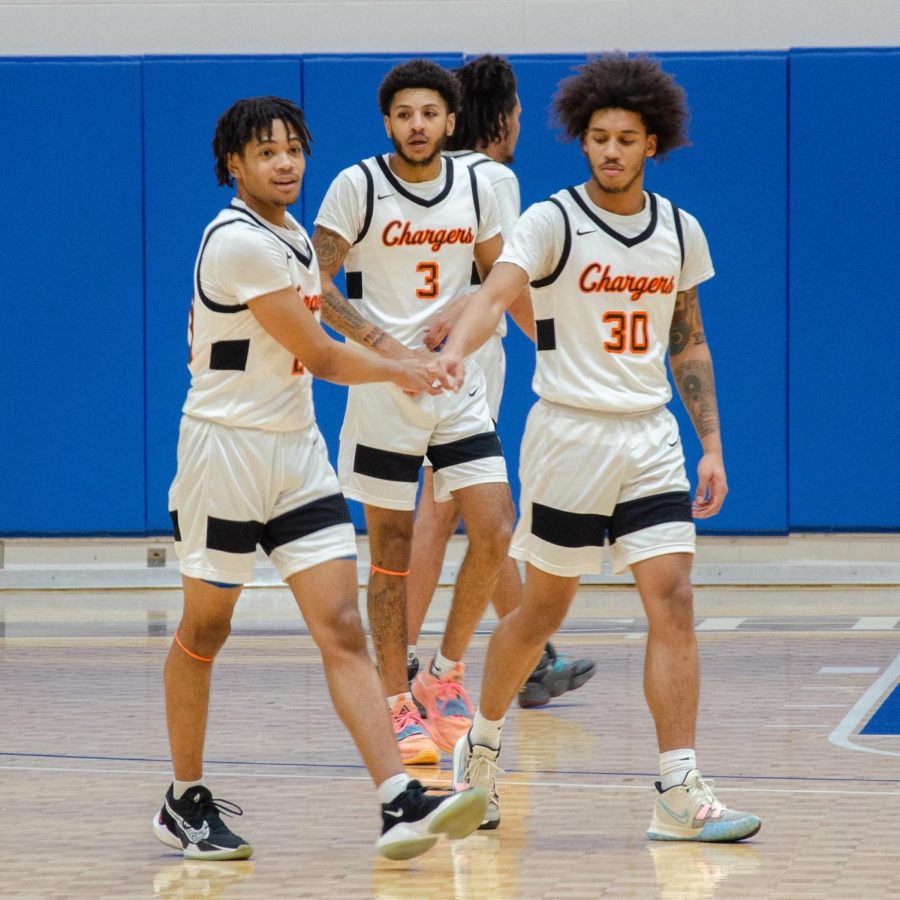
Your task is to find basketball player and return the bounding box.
[439,55,762,840]
[312,60,527,766]
[406,54,596,712]
[154,96,487,861]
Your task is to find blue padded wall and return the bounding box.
[142,58,303,531]
[0,61,145,532]
[789,49,900,529]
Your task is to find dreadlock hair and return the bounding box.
[212,96,313,187]
[377,59,460,116]
[446,55,518,151]
[554,53,689,159]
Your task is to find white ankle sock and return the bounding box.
[469,711,504,752]
[659,749,697,791]
[378,773,411,805]
[431,650,459,679]
[387,691,412,708]
[407,646,417,665]
[173,778,205,800]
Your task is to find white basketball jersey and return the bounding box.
[182,200,320,431]
[502,186,711,414]
[319,155,498,349]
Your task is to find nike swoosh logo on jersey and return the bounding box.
[384,808,404,818]
[667,439,678,446]
[377,192,394,200]
[576,227,596,235]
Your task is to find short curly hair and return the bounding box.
[377,58,460,116]
[554,54,689,159]
[212,96,312,187]
[446,54,518,151]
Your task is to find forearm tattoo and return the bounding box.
[672,358,720,439]
[669,287,706,358]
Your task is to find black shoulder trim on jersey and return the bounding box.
[227,201,313,267]
[195,218,253,314]
[608,490,693,544]
[259,493,352,554]
[531,502,609,549]
[535,318,556,351]
[669,198,685,269]
[566,187,658,248]
[470,261,482,286]
[470,157,493,170]
[531,197,571,289]
[354,161,375,245]
[375,153,455,207]
[209,339,250,371]
[468,164,481,227]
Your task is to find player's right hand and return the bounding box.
[393,357,447,395]
[432,351,465,393]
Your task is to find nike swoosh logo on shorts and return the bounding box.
[384,808,404,818]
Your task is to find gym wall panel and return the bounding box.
[302,55,463,529]
[788,49,900,529]
[650,54,789,532]
[142,58,303,532]
[0,60,145,533]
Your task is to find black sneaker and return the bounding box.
[152,784,253,860]
[517,642,596,709]
[407,657,428,718]
[376,779,488,860]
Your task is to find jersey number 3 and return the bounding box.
[415,262,440,300]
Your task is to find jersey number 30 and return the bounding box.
[603,310,649,354]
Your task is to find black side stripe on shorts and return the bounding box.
[427,431,503,472]
[535,318,556,351]
[170,510,181,542]
[209,339,250,371]
[531,502,608,549]
[531,197,571,289]
[354,161,375,244]
[608,490,693,544]
[206,516,262,555]
[354,444,423,483]
[259,493,352,555]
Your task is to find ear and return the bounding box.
[646,134,658,159]
[226,151,243,183]
[383,114,393,139]
[445,112,456,137]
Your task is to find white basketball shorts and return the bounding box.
[338,361,508,510]
[510,401,695,577]
[168,416,358,585]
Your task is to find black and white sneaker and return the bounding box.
[376,779,488,861]
[152,784,253,860]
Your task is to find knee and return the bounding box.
[313,600,368,657]
[648,581,695,639]
[177,616,231,655]
[516,599,567,644]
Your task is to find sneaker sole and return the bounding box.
[647,818,762,843]
[427,787,489,840]
[401,746,441,766]
[151,812,254,860]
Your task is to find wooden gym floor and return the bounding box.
[2,582,900,899]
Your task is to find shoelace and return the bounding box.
[465,752,504,801]
[393,703,426,732]
[689,777,725,820]
[197,796,245,825]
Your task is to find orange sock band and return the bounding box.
[370,564,410,577]
[174,631,214,663]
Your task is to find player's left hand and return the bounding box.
[693,451,728,518]
[423,297,467,351]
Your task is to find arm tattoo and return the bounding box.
[320,282,389,351]
[672,358,720,439]
[669,287,707,358]
[311,226,349,276]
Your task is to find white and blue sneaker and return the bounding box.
[647,770,761,842]
[452,733,502,830]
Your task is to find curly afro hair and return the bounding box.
[377,59,460,116]
[554,53,689,159]
[446,54,518,151]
